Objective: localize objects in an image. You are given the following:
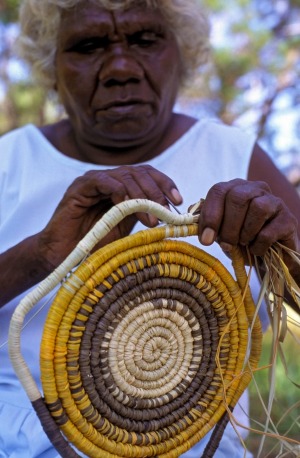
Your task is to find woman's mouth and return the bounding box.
[96,100,152,119]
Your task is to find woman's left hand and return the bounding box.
[197,179,299,258]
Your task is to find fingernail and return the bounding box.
[171,188,183,204]
[220,242,233,253]
[201,228,216,245]
[148,215,158,226]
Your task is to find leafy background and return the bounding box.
[0,0,299,456]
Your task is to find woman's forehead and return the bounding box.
[59,3,166,35]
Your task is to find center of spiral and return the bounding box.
[105,301,197,399]
[143,336,170,363]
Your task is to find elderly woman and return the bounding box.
[0,0,299,457]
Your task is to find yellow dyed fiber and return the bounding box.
[39,221,260,457]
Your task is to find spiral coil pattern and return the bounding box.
[39,224,258,457]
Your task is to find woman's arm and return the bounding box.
[0,165,182,308]
[0,234,58,307]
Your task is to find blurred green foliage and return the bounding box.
[0,0,19,22]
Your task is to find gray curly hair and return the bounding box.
[18,0,211,91]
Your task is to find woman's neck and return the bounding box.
[39,114,197,165]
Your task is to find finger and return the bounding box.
[219,182,270,245]
[110,166,161,226]
[239,195,280,246]
[127,165,182,210]
[249,207,298,256]
[198,180,241,245]
[113,165,182,227]
[131,166,177,226]
[92,173,128,204]
[198,179,271,246]
[146,165,183,205]
[72,171,128,205]
[83,168,166,227]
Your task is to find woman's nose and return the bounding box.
[99,45,144,85]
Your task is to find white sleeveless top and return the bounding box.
[0,119,261,456]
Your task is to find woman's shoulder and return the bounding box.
[0,120,67,148]
[0,123,67,175]
[0,123,58,155]
[0,125,40,166]
[173,113,255,142]
[0,124,36,143]
[196,117,255,141]
[174,115,256,155]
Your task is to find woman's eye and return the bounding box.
[128,31,161,48]
[69,37,109,54]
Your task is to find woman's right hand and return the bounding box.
[37,165,182,271]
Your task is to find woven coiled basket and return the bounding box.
[9,200,262,458]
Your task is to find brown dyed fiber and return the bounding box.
[38,223,262,457]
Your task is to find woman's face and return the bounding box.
[55,1,181,152]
